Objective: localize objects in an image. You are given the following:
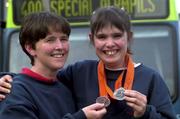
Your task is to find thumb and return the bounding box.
[89,103,105,110]
[4,75,13,82]
[95,107,107,115]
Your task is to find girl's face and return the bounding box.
[90,25,132,69]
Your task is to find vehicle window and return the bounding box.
[132,24,176,98]
[9,24,176,98]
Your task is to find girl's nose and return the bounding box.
[106,38,115,47]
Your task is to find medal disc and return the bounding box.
[113,87,125,100]
[96,96,111,107]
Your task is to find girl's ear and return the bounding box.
[128,31,133,41]
[127,31,133,51]
[127,31,134,45]
[25,44,36,56]
[89,33,94,44]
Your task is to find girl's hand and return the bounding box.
[124,90,147,118]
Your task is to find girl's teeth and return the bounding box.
[106,51,115,55]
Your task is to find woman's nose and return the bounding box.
[55,40,64,49]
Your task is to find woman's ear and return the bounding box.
[25,44,36,56]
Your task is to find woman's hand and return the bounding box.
[82,103,107,119]
[0,75,13,101]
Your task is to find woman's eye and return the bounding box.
[61,38,68,42]
[46,37,56,42]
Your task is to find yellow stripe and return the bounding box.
[6,0,18,28]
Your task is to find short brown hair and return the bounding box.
[19,12,71,65]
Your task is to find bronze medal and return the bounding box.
[96,96,111,107]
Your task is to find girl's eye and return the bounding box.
[113,33,123,39]
[96,34,107,40]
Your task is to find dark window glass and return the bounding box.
[8,24,177,99]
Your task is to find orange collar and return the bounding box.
[97,54,134,98]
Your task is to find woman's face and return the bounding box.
[27,32,69,72]
[91,25,131,69]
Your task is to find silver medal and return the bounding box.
[113,87,125,100]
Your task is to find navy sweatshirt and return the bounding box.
[0,69,86,119]
[58,60,176,119]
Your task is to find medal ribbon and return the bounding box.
[97,54,134,98]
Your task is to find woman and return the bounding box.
[0,12,106,119]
